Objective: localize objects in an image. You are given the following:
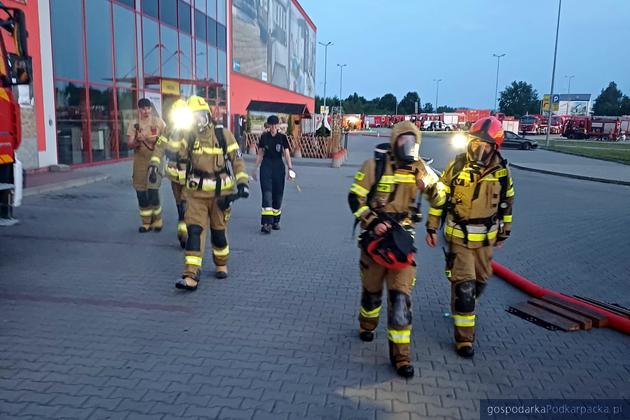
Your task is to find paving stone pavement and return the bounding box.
[0,134,629,420]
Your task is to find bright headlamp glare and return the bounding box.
[170,107,194,130]
[451,133,468,150]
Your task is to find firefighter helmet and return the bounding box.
[468,116,504,147]
[187,95,210,112]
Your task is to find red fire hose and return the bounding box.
[492,261,630,335]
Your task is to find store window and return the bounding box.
[207,17,217,47]
[161,25,179,78]
[217,0,226,24]
[117,89,137,158]
[207,0,216,19]
[195,40,207,80]
[115,0,135,8]
[55,81,88,165]
[207,46,217,82]
[89,86,116,162]
[143,0,159,18]
[113,4,137,87]
[217,49,226,84]
[194,0,206,13]
[178,0,192,34]
[194,9,206,40]
[217,22,226,51]
[50,0,85,81]
[143,17,161,76]
[180,34,193,80]
[86,0,113,84]
[160,0,178,27]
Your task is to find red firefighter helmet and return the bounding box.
[469,116,505,147]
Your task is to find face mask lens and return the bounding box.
[396,135,418,162]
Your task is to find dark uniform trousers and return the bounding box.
[260,159,285,225]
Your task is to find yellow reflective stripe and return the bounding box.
[503,215,513,223]
[139,209,153,217]
[354,171,365,181]
[177,222,187,234]
[185,255,202,267]
[261,208,274,216]
[506,187,515,197]
[387,329,411,344]
[193,146,224,155]
[353,205,369,218]
[380,175,395,183]
[153,206,162,216]
[165,166,178,176]
[394,174,415,183]
[350,183,369,197]
[150,156,161,164]
[227,143,240,153]
[272,209,281,216]
[212,246,229,257]
[445,225,498,241]
[428,207,443,217]
[235,171,249,181]
[187,177,235,192]
[360,306,381,318]
[376,183,394,193]
[453,314,475,327]
[480,177,498,182]
[495,168,508,178]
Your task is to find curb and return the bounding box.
[540,146,630,166]
[23,174,111,197]
[510,163,630,187]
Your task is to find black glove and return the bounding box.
[237,184,249,199]
[148,166,158,184]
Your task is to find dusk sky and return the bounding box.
[299,0,630,110]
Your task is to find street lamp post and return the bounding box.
[565,74,575,94]
[337,64,347,114]
[493,53,506,112]
[433,79,442,112]
[545,0,562,147]
[318,41,333,113]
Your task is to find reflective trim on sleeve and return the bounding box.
[502,214,513,223]
[353,205,369,218]
[428,207,443,217]
[350,183,369,197]
[354,171,365,181]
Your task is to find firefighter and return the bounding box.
[348,121,436,378]
[425,116,515,358]
[251,115,295,233]
[175,96,250,291]
[155,99,193,248]
[127,98,166,233]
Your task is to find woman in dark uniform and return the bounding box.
[252,115,295,234]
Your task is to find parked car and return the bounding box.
[503,131,538,150]
[422,120,455,131]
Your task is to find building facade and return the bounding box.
[5,0,315,169]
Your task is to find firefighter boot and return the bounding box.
[215,265,228,279]
[456,343,474,358]
[175,275,199,291]
[359,331,374,342]
[261,224,272,234]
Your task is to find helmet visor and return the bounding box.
[467,139,494,165]
[395,134,419,163]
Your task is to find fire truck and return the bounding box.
[562,116,630,140]
[0,2,31,225]
[519,114,545,135]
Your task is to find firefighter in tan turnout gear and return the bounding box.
[348,121,438,378]
[154,99,193,248]
[127,98,166,232]
[425,116,515,358]
[175,96,250,291]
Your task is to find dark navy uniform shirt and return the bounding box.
[259,132,290,162]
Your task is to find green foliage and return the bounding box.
[593,82,626,116]
[498,81,540,118]
[398,92,421,115]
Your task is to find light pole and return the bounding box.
[565,74,575,94]
[433,79,442,112]
[337,64,347,114]
[545,0,562,147]
[318,41,333,113]
[493,53,506,112]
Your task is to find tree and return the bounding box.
[398,91,421,114]
[498,81,540,118]
[421,103,434,113]
[379,93,398,114]
[436,105,456,113]
[593,82,624,116]
[621,96,630,116]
